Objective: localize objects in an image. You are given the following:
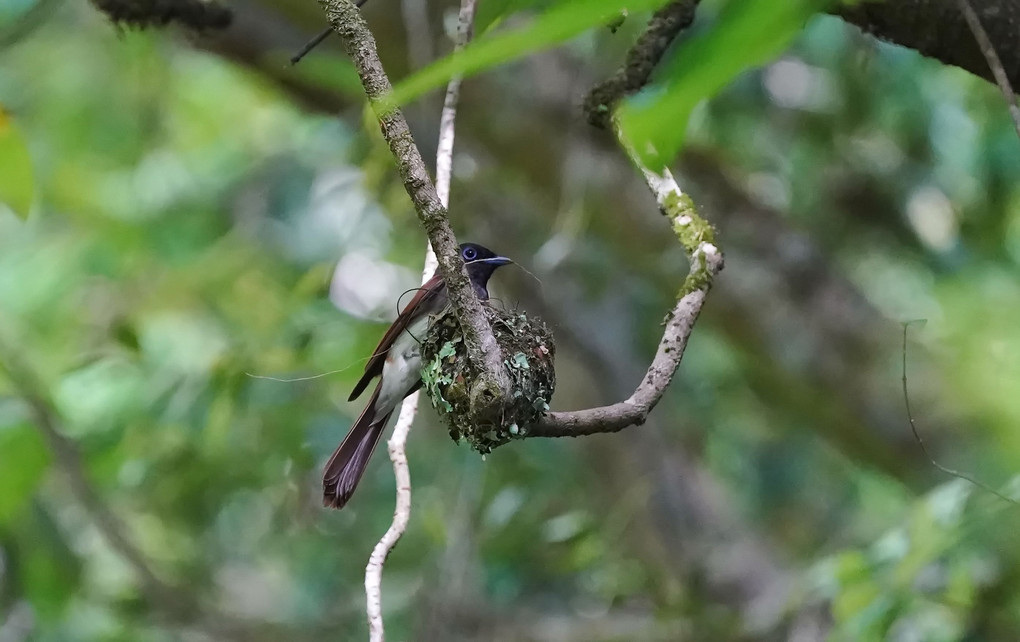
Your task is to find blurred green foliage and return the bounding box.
[0,109,34,219]
[1,0,1020,640]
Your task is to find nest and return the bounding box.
[421,306,556,454]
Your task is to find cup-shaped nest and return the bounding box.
[421,306,555,454]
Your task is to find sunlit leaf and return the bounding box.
[475,0,548,34]
[390,0,669,106]
[617,0,827,169]
[0,106,35,219]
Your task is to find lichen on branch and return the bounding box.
[422,307,556,453]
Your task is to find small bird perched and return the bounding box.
[323,243,512,509]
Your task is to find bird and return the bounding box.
[323,242,512,509]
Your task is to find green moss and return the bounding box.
[421,338,459,412]
[680,252,713,296]
[421,307,556,454]
[660,190,718,296]
[662,191,715,254]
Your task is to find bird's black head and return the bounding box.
[461,242,511,299]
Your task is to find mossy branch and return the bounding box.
[530,153,722,437]
[531,3,722,438]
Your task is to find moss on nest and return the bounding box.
[421,306,556,454]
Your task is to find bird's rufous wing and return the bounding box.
[348,273,445,402]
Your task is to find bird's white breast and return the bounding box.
[376,315,429,415]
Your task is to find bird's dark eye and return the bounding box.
[463,247,477,261]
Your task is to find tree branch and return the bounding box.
[532,1,722,438]
[361,0,477,640]
[88,0,231,30]
[532,154,722,437]
[835,0,1020,91]
[317,0,510,406]
[583,0,700,129]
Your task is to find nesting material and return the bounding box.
[421,306,556,453]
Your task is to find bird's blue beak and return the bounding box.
[484,256,512,266]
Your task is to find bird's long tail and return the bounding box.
[322,384,392,509]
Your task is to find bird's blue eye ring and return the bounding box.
[463,247,477,260]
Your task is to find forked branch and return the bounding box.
[316,0,720,636]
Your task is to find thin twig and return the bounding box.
[954,0,1020,139]
[363,0,477,639]
[434,0,475,207]
[901,322,1018,505]
[290,27,333,65]
[290,0,370,66]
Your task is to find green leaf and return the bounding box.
[617,0,827,169]
[390,0,670,107]
[0,422,51,524]
[475,0,549,34]
[0,106,35,219]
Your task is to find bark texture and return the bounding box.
[835,0,1020,89]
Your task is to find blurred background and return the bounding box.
[2,0,1020,640]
